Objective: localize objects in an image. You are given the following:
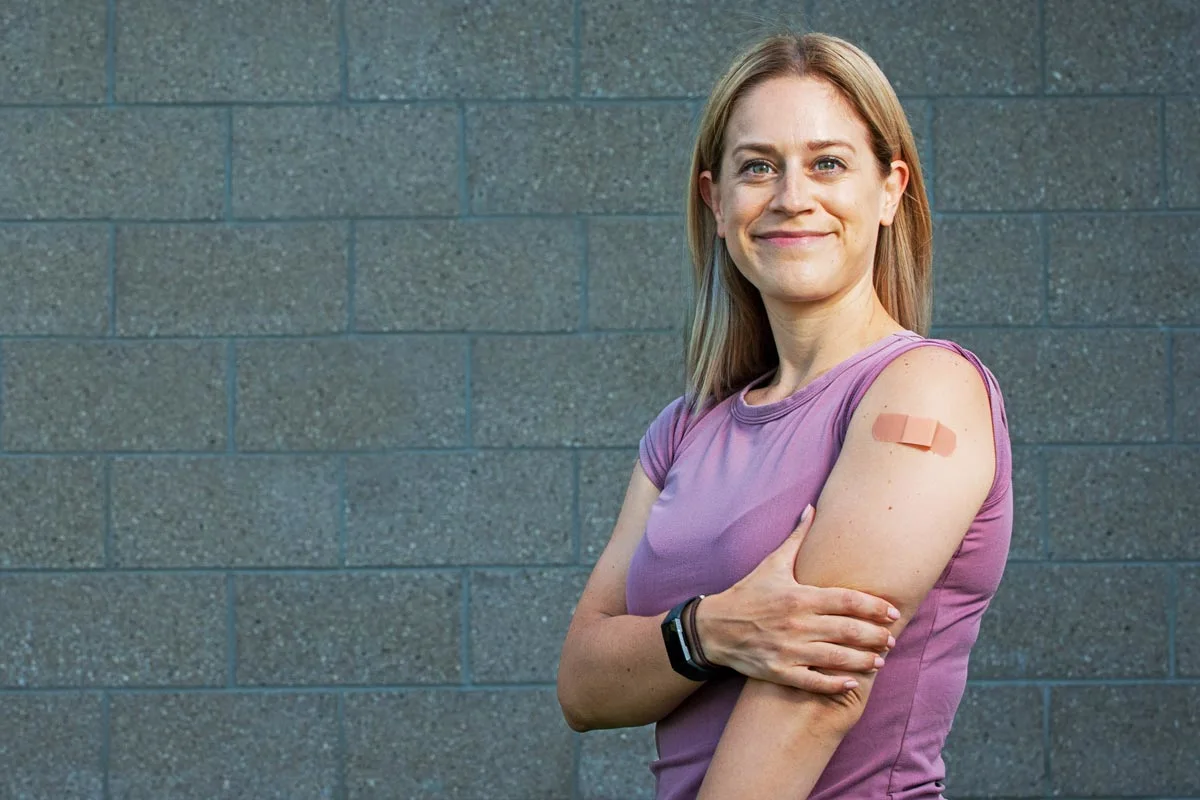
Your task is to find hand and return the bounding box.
[694,504,900,694]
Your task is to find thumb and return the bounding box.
[774,504,815,562]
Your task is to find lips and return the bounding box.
[757,231,831,245]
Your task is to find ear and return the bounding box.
[880,160,910,227]
[699,170,726,238]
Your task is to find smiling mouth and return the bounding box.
[756,232,831,246]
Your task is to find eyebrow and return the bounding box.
[730,139,858,157]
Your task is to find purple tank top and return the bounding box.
[626,331,1013,800]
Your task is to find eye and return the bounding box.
[740,159,775,177]
[814,156,846,173]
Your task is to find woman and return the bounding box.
[558,32,1012,800]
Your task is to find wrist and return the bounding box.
[692,592,727,668]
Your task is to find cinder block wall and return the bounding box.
[1,2,1196,798]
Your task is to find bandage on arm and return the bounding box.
[871,412,956,456]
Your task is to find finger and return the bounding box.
[770,503,815,563]
[816,586,901,624]
[813,616,896,652]
[779,667,861,695]
[802,642,886,674]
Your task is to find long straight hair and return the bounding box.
[685,33,932,411]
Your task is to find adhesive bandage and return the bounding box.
[871,413,956,456]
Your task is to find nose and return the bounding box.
[769,168,814,215]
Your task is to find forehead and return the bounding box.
[725,74,870,150]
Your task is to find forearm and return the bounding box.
[698,677,868,799]
[557,609,707,732]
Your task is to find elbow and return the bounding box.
[556,671,595,733]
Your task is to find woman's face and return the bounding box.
[700,75,907,313]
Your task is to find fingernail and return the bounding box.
[887,607,901,620]
[874,656,885,669]
[843,679,859,690]
[800,504,813,522]
[887,636,896,649]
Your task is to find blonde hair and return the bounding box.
[685,32,932,410]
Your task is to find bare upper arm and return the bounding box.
[569,460,661,624]
[793,346,997,630]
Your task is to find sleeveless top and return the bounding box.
[625,331,1013,800]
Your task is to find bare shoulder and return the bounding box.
[869,344,990,413]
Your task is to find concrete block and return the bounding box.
[1051,685,1200,796]
[0,224,108,335]
[1046,448,1200,560]
[0,694,103,800]
[111,456,340,567]
[935,100,1161,211]
[932,215,1043,325]
[812,0,1040,95]
[235,338,465,450]
[579,449,639,564]
[587,218,689,330]
[1048,214,1200,324]
[109,693,338,799]
[1167,100,1200,208]
[232,106,459,218]
[472,333,683,446]
[0,574,225,687]
[1,341,227,452]
[937,329,1168,443]
[942,685,1044,798]
[579,725,657,800]
[1046,0,1200,93]
[467,104,693,214]
[970,564,1169,679]
[355,219,579,332]
[348,0,573,99]
[580,0,796,97]
[235,572,461,685]
[0,0,106,102]
[1176,332,1200,441]
[116,0,339,101]
[345,451,574,566]
[1008,447,1043,560]
[1180,568,1200,677]
[0,457,104,568]
[116,223,347,335]
[469,568,589,682]
[0,109,224,220]
[344,689,574,799]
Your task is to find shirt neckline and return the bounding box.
[731,330,920,425]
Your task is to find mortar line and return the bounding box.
[1037,447,1051,559]
[101,691,112,800]
[346,220,357,332]
[571,450,582,563]
[336,693,348,800]
[457,105,470,215]
[108,225,117,335]
[224,109,234,219]
[104,458,115,567]
[578,217,590,330]
[338,0,350,104]
[105,0,116,104]
[464,336,474,447]
[572,0,583,98]
[1039,214,1050,325]
[1168,566,1179,678]
[1159,96,1168,206]
[1042,685,1052,797]
[1037,0,1047,95]
[226,574,237,686]
[461,570,472,684]
[1167,329,1176,441]
[226,341,237,452]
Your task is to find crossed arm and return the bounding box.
[697,346,998,798]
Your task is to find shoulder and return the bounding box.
[867,343,992,415]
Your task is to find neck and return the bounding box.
[755,280,903,402]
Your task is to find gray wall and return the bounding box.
[0,1,1196,798]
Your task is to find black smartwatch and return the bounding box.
[661,595,727,681]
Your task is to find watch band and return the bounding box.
[661,595,726,681]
